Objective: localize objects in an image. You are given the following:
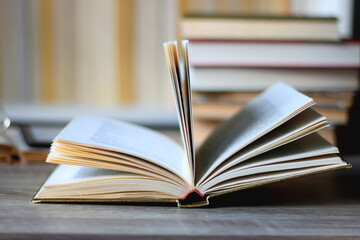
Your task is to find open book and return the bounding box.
[33,41,350,207]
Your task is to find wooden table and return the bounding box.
[1,156,360,240]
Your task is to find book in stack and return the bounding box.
[32,41,350,207]
[180,14,360,146]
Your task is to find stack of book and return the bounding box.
[181,15,360,146]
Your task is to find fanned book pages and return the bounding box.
[32,41,350,207]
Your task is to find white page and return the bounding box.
[205,157,341,193]
[182,40,195,177]
[35,164,187,199]
[197,108,328,186]
[205,161,346,194]
[170,42,193,174]
[228,133,339,172]
[163,41,194,182]
[198,133,339,192]
[43,164,137,185]
[54,116,191,185]
[50,141,187,186]
[195,82,314,183]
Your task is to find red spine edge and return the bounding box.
[181,189,204,200]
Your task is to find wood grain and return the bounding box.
[0,157,360,240]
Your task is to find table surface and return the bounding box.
[1,156,360,240]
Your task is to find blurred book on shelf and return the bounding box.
[188,40,360,68]
[181,15,339,41]
[189,68,359,92]
[0,0,177,108]
[0,0,358,152]
[180,0,354,38]
[180,4,358,149]
[0,0,354,108]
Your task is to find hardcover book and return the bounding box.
[188,40,360,68]
[32,41,350,207]
[180,15,339,41]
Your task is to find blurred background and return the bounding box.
[0,0,355,107]
[0,0,359,159]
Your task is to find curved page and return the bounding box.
[35,165,188,200]
[195,82,314,184]
[51,116,192,186]
[164,41,194,180]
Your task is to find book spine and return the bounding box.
[53,0,76,104]
[177,189,208,208]
[118,0,135,104]
[181,189,205,200]
[40,0,55,103]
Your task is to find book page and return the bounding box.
[164,41,194,181]
[54,116,192,185]
[182,40,195,177]
[35,164,188,200]
[206,160,346,194]
[49,141,187,186]
[230,133,339,170]
[197,108,328,186]
[198,133,340,193]
[43,164,136,185]
[195,82,314,184]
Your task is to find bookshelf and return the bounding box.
[0,0,358,150]
[179,0,358,149]
[0,0,178,108]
